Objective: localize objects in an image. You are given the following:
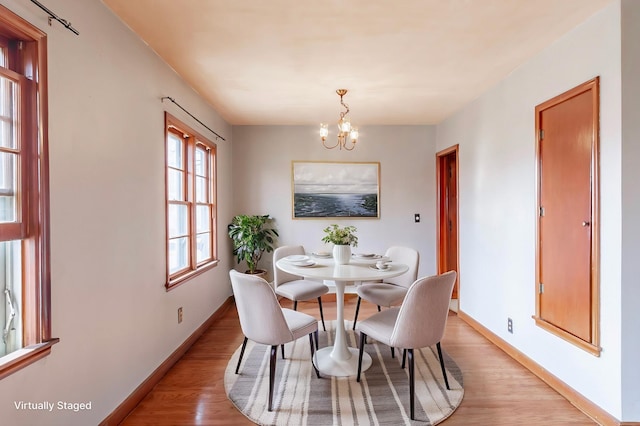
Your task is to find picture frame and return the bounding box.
[292,161,380,219]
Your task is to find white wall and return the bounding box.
[231,126,437,281]
[620,0,640,420]
[436,1,627,420]
[0,1,235,425]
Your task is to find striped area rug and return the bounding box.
[224,320,464,425]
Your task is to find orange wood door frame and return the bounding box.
[436,145,459,299]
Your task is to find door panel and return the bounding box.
[445,155,458,298]
[539,90,593,342]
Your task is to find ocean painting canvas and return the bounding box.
[292,161,380,218]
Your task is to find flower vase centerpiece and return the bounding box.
[321,224,358,265]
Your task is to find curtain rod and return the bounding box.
[30,0,79,35]
[161,97,226,141]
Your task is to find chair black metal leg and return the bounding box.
[352,297,362,330]
[357,332,367,382]
[377,305,381,312]
[402,348,407,369]
[293,300,298,311]
[281,344,285,359]
[314,329,319,350]
[408,348,415,420]
[309,333,320,378]
[268,345,277,411]
[317,297,326,331]
[437,342,450,390]
[391,347,395,358]
[235,337,248,374]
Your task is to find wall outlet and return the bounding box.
[507,317,513,334]
[178,307,183,324]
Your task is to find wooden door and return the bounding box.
[437,146,459,299]
[536,78,600,353]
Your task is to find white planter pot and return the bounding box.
[333,245,351,265]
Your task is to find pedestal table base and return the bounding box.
[314,347,372,377]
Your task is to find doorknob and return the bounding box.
[582,221,590,227]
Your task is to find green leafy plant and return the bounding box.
[321,224,358,247]
[228,214,279,274]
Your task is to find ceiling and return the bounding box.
[102,0,612,126]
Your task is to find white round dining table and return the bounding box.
[276,256,409,377]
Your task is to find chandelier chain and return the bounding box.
[339,93,350,124]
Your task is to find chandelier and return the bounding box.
[320,89,359,150]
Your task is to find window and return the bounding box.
[165,113,217,289]
[0,6,56,379]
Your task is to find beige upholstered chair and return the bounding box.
[356,271,457,420]
[229,269,320,411]
[352,246,419,330]
[273,245,329,331]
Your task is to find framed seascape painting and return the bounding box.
[292,161,380,219]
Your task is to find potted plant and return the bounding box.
[321,224,358,264]
[228,214,279,277]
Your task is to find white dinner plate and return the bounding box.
[353,253,375,258]
[311,252,332,258]
[291,260,316,267]
[369,265,390,271]
[285,255,310,262]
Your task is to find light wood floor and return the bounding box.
[121,296,596,425]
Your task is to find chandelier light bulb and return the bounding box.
[350,127,359,142]
[320,123,329,140]
[341,118,351,133]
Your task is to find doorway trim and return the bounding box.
[436,144,460,301]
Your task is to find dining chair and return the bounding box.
[230,269,320,411]
[352,246,419,330]
[273,245,329,331]
[356,271,457,420]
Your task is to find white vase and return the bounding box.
[333,245,351,265]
